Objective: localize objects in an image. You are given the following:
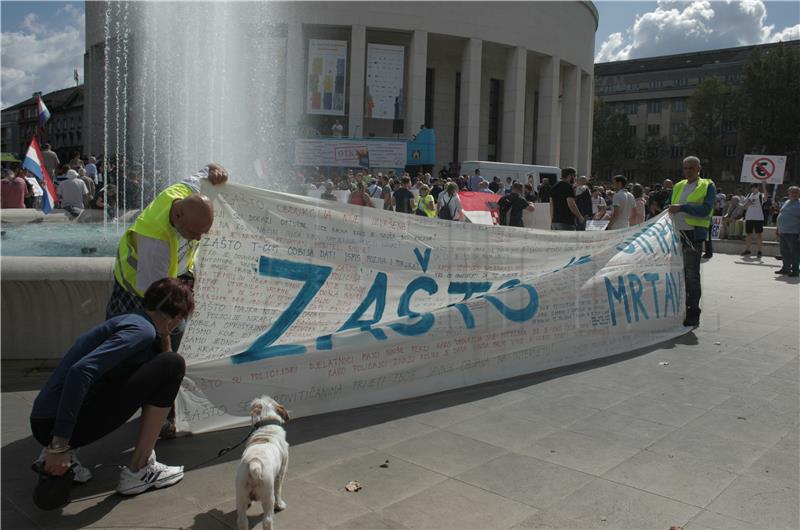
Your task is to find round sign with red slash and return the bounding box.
[751,158,775,181]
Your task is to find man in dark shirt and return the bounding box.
[489,177,501,193]
[549,167,585,230]
[430,178,444,202]
[498,182,535,227]
[574,176,593,230]
[393,176,415,214]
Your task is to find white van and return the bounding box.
[460,161,560,189]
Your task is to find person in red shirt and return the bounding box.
[0,169,31,209]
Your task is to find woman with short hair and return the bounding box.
[30,278,195,506]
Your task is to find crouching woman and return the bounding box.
[30,277,194,506]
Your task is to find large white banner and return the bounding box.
[740,154,787,184]
[294,138,407,168]
[306,39,347,115]
[366,44,405,119]
[176,182,687,433]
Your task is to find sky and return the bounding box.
[1,1,799,108]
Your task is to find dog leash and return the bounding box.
[67,421,282,501]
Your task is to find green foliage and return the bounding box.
[592,99,635,179]
[739,43,800,158]
[637,135,669,181]
[684,76,738,177]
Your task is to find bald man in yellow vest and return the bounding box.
[668,156,716,328]
[107,162,228,323]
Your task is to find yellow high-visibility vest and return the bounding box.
[671,178,714,227]
[113,183,197,296]
[416,194,436,217]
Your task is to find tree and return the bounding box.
[637,135,669,182]
[592,99,635,179]
[683,76,737,178]
[739,43,800,183]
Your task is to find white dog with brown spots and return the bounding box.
[235,396,290,530]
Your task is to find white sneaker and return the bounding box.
[116,453,184,495]
[32,448,93,484]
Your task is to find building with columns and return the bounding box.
[84,2,597,176]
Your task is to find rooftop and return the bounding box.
[595,39,800,77]
[2,86,84,114]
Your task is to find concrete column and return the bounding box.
[578,71,593,176]
[285,22,305,128]
[535,55,560,166]
[560,64,581,169]
[348,24,366,137]
[458,38,482,163]
[407,30,428,136]
[501,46,527,163]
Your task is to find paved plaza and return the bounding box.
[2,254,798,530]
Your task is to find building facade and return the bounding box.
[594,41,800,184]
[1,86,84,162]
[84,2,598,177]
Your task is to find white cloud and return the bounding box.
[1,4,85,108]
[771,23,800,42]
[596,0,799,62]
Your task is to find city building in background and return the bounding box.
[1,86,84,162]
[594,40,800,183]
[83,1,598,176]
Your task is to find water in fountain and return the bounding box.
[101,0,292,221]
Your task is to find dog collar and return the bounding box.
[252,419,284,430]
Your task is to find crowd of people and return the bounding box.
[0,145,156,219]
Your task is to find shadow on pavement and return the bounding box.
[2,330,697,528]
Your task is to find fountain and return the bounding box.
[1,1,293,359]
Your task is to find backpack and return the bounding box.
[498,196,512,226]
[438,194,454,220]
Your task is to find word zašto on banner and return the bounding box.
[176,182,687,433]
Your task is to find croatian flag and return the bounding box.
[22,137,58,213]
[37,95,50,127]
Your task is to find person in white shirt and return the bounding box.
[742,183,765,257]
[607,175,635,230]
[58,170,89,217]
[437,182,462,220]
[331,120,344,137]
[85,157,99,184]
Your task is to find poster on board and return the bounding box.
[294,138,407,168]
[176,182,688,433]
[307,40,347,115]
[366,44,405,119]
[740,154,786,185]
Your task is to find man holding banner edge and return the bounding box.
[668,156,716,328]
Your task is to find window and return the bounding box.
[452,72,461,165]
[647,101,661,113]
[424,68,434,128]
[724,72,741,84]
[627,125,637,138]
[674,78,688,87]
[722,120,737,133]
[672,100,687,112]
[487,78,502,162]
[626,82,639,91]
[723,145,736,157]
[671,145,685,159]
[624,102,638,114]
[76,131,81,142]
[624,146,636,160]
[647,124,660,136]
[649,80,663,89]
[671,122,685,135]
[70,118,75,129]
